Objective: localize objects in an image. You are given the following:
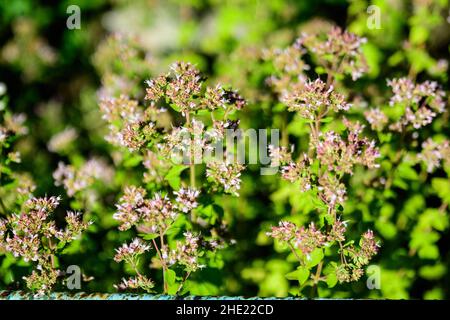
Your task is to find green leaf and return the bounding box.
[166,269,177,285]
[432,178,450,205]
[306,248,324,268]
[320,117,333,123]
[165,227,182,237]
[397,163,419,180]
[169,104,181,112]
[138,233,158,241]
[410,26,429,45]
[123,154,143,168]
[285,266,310,285]
[326,272,338,288]
[164,165,188,189]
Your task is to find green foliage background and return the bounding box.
[0,0,449,299]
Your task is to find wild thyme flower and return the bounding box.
[327,219,347,242]
[318,174,347,207]
[139,193,177,234]
[417,138,450,173]
[114,238,151,263]
[263,39,309,98]
[281,155,312,192]
[269,145,292,166]
[364,108,388,131]
[171,232,206,272]
[316,120,380,175]
[266,221,297,242]
[303,26,368,80]
[206,160,245,196]
[23,267,59,297]
[387,78,446,131]
[53,158,114,197]
[113,185,147,231]
[264,39,308,77]
[336,229,379,283]
[59,211,93,242]
[358,230,379,263]
[99,94,159,151]
[282,79,349,119]
[114,275,154,293]
[294,223,327,256]
[174,188,200,213]
[145,62,245,117]
[25,195,61,212]
[0,196,90,294]
[387,78,445,111]
[201,84,227,110]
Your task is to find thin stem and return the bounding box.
[338,241,348,265]
[152,238,169,294]
[190,163,196,188]
[185,112,196,188]
[176,271,191,295]
[288,242,303,265]
[310,261,323,297]
[48,238,56,268]
[129,258,143,277]
[281,112,289,147]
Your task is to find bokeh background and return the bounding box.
[0,0,449,299]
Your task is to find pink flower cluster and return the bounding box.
[0,196,91,294]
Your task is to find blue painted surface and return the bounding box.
[0,291,300,300]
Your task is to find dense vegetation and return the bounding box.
[0,0,449,299]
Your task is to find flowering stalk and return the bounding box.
[102,61,246,294]
[266,27,379,296]
[0,196,91,295]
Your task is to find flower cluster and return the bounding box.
[303,26,368,80]
[364,108,388,131]
[145,62,245,117]
[0,196,91,295]
[114,238,151,264]
[282,79,349,119]
[174,188,200,213]
[99,95,162,151]
[280,154,312,192]
[336,230,379,283]
[316,119,380,175]
[113,186,189,234]
[263,39,309,97]
[53,158,114,197]
[387,78,446,131]
[162,232,207,272]
[115,275,155,293]
[206,160,245,196]
[109,61,245,294]
[266,26,379,294]
[417,138,450,173]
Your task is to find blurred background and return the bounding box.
[0,0,449,298]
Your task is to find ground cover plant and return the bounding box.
[0,0,449,299]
